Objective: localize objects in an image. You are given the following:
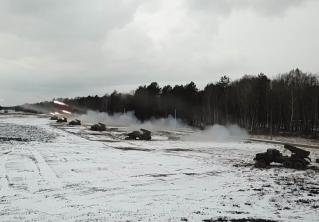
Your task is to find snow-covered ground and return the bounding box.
[0,115,318,222]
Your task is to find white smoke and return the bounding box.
[77,110,248,142]
[182,124,248,142]
[53,100,69,106]
[76,110,187,130]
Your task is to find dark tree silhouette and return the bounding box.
[28,69,319,138]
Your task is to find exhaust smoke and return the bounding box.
[53,100,69,106]
[62,110,72,115]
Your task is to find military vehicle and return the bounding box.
[90,123,106,131]
[50,116,59,120]
[56,117,67,123]
[125,129,151,140]
[254,144,311,170]
[69,119,81,126]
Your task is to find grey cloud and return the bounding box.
[187,0,312,16]
[0,0,318,106]
[0,0,141,56]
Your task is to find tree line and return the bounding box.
[28,69,319,138]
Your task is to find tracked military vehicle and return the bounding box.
[254,144,311,170]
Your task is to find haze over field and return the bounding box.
[0,0,319,105]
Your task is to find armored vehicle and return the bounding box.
[254,144,311,170]
[69,119,81,126]
[125,129,151,141]
[56,117,67,123]
[90,123,106,131]
[50,116,59,120]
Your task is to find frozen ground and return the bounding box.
[0,115,319,222]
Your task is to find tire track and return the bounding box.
[0,147,14,196]
[27,146,63,190]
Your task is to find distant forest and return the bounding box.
[14,69,319,138]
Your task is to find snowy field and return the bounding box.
[0,114,319,222]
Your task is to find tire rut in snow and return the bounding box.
[27,147,62,190]
[0,145,14,196]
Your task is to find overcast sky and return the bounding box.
[0,0,318,105]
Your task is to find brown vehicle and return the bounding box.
[254,144,311,170]
[125,129,151,140]
[90,123,106,131]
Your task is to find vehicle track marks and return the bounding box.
[27,146,63,190]
[0,147,13,196]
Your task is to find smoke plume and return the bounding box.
[182,124,248,142]
[77,110,187,130]
[77,110,248,142]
